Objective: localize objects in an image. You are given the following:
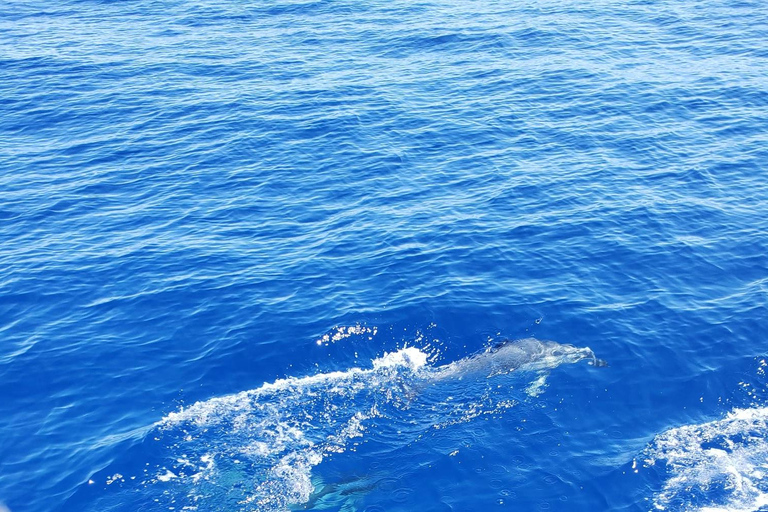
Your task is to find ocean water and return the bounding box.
[1,0,767,511]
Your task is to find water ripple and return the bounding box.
[1,0,766,511]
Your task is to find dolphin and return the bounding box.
[427,337,606,382]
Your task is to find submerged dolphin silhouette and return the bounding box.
[292,474,377,511]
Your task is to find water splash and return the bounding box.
[644,407,768,512]
[154,348,427,510]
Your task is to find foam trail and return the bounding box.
[644,407,768,512]
[143,340,597,511]
[153,348,428,510]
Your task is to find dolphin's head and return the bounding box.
[546,341,608,367]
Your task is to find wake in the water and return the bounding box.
[81,338,602,511]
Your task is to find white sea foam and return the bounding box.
[644,407,768,512]
[152,348,430,510]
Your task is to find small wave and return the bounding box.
[644,407,768,512]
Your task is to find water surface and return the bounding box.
[1,0,767,510]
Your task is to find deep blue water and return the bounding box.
[1,0,767,511]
